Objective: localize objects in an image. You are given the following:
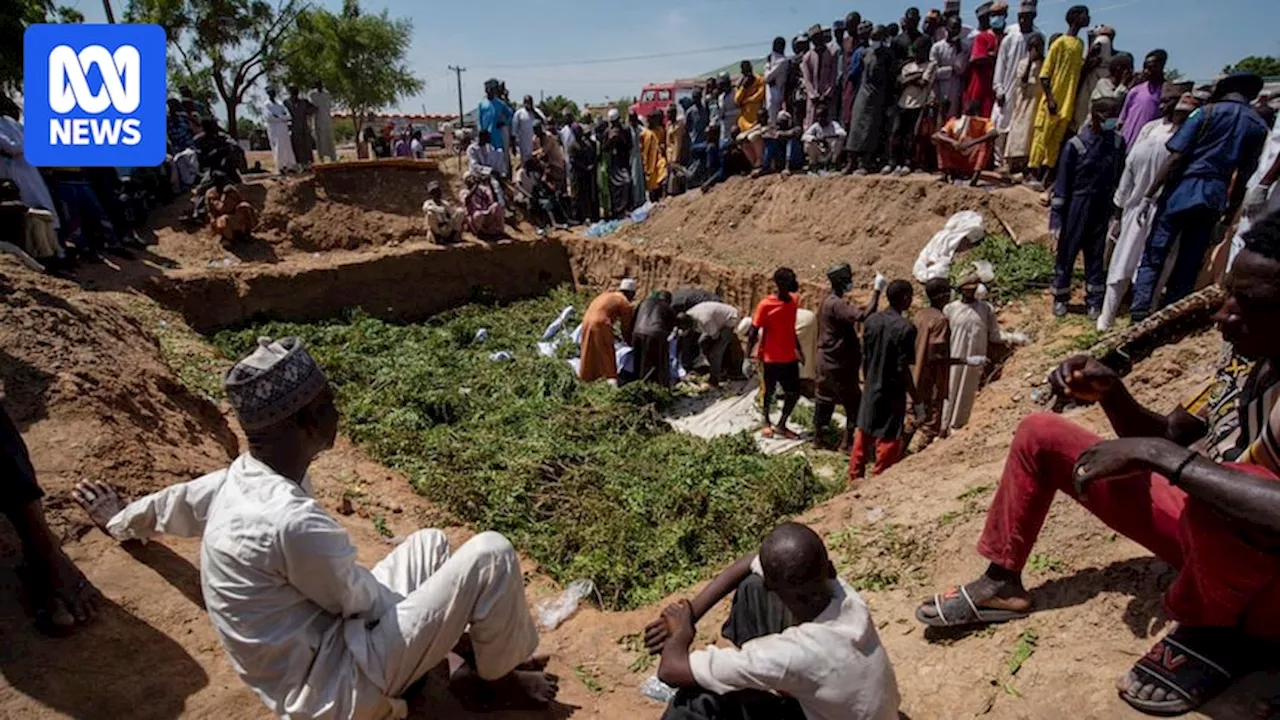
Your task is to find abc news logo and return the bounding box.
[48,44,144,146]
[24,23,166,167]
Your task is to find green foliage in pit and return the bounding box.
[952,234,1057,304]
[213,287,832,610]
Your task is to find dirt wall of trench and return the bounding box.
[147,238,575,333]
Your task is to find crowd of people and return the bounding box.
[0,84,270,273]
[2,203,1275,719]
[461,0,1277,330]
[576,261,1019,479]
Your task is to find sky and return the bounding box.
[72,0,1280,115]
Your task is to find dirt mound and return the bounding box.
[0,257,237,534]
[613,174,1049,283]
[257,165,450,252]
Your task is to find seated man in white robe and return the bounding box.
[73,337,557,718]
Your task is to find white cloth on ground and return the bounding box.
[687,556,901,720]
[941,299,1001,433]
[1229,111,1280,271]
[913,211,986,282]
[0,116,60,229]
[106,453,538,720]
[1098,117,1176,331]
[264,100,297,172]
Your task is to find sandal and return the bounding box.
[1121,626,1257,717]
[914,585,1030,628]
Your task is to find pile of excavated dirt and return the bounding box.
[612,174,1050,283]
[0,257,237,536]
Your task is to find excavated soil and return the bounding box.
[612,174,1050,283]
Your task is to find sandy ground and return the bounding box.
[3,163,1276,719]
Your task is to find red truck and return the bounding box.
[630,80,704,120]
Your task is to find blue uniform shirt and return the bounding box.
[1164,97,1269,215]
[477,98,513,150]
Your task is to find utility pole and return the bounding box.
[102,0,116,22]
[448,65,466,128]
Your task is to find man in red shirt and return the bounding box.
[747,268,805,439]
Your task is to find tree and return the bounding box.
[1165,68,1184,83]
[538,95,579,123]
[1224,56,1280,78]
[276,0,421,143]
[1,0,83,96]
[236,116,262,136]
[126,0,306,137]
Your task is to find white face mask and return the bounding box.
[976,283,990,301]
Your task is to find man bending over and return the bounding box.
[915,209,1280,716]
[644,522,900,719]
[73,337,556,718]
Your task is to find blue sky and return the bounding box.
[75,0,1280,114]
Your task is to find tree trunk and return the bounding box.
[225,99,240,139]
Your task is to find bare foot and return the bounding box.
[450,664,559,710]
[72,480,127,536]
[27,544,101,635]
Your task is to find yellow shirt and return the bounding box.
[640,128,668,191]
[735,78,766,133]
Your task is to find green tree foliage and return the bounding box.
[1,0,83,96]
[235,116,261,136]
[1224,56,1280,77]
[1164,68,1183,83]
[277,0,421,141]
[538,95,579,124]
[125,0,304,137]
[611,97,636,117]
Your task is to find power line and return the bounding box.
[472,40,768,71]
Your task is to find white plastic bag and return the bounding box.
[639,675,677,704]
[535,578,594,631]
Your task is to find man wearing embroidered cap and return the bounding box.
[72,337,557,717]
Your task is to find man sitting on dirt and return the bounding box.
[643,521,901,719]
[422,180,464,244]
[71,337,558,717]
[205,178,258,248]
[915,210,1280,717]
[461,171,506,239]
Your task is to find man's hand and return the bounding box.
[643,614,670,654]
[1072,437,1163,495]
[1048,354,1121,404]
[1045,96,1059,117]
[1136,196,1157,227]
[661,600,697,650]
[874,272,887,292]
[72,480,127,537]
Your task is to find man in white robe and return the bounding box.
[1098,92,1196,331]
[73,337,556,719]
[0,96,59,230]
[264,89,297,174]
[512,96,538,163]
[991,1,1038,167]
[309,82,337,162]
[1229,106,1280,272]
[764,38,790,123]
[941,276,1007,434]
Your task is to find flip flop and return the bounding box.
[1121,626,1257,717]
[915,585,1030,628]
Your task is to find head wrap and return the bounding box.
[808,23,824,37]
[956,273,982,289]
[224,337,329,432]
[620,278,638,292]
[607,108,621,122]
